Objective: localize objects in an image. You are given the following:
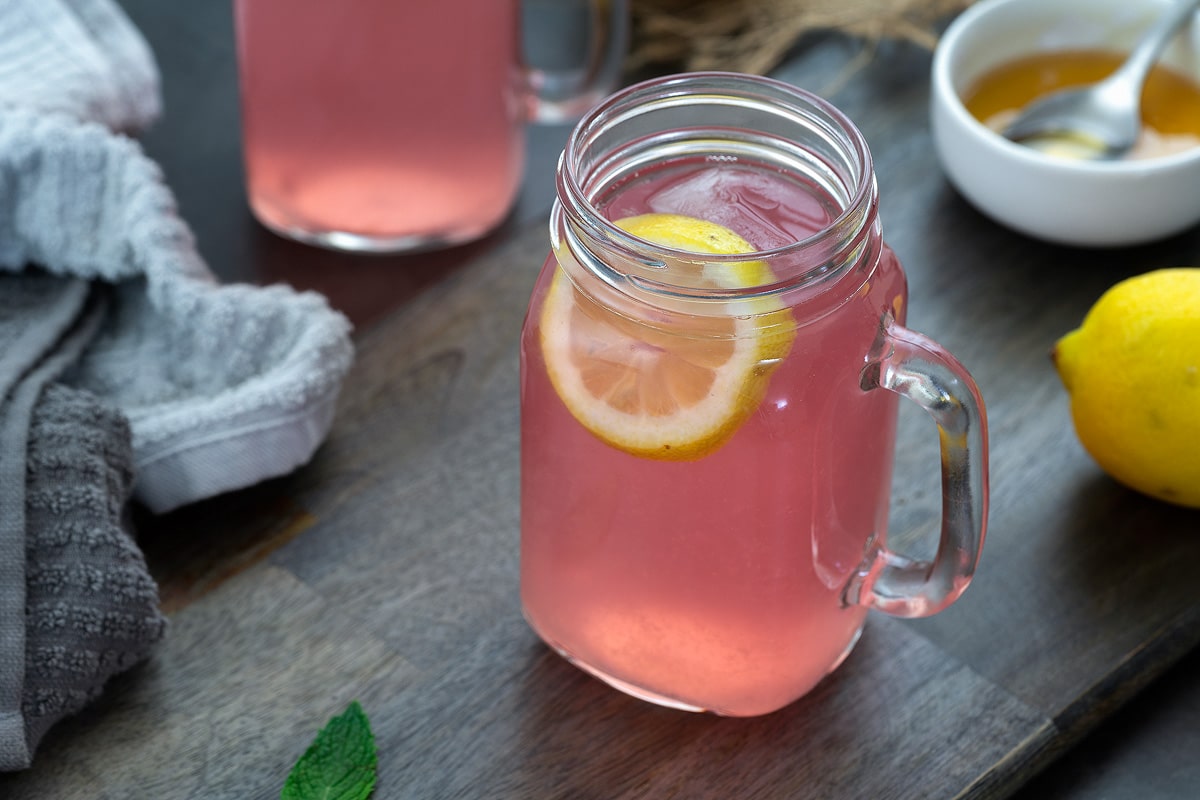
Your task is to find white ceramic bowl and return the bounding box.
[931,0,1200,247]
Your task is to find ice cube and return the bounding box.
[646,165,833,250]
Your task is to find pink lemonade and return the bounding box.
[520,159,908,716]
[234,0,524,249]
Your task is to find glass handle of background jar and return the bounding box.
[848,322,990,618]
[522,0,630,123]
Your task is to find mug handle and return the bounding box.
[523,0,629,122]
[846,321,989,618]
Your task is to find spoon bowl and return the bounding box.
[1000,81,1142,159]
[1000,0,1200,159]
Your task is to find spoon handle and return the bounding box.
[1105,0,1200,100]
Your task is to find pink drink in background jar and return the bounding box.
[234,0,626,253]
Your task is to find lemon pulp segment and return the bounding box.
[539,213,795,460]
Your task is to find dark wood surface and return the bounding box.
[2,3,1199,798]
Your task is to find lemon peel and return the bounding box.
[539,213,796,460]
[1053,268,1200,507]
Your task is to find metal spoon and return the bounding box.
[1002,0,1200,159]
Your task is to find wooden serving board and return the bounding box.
[3,34,1199,800]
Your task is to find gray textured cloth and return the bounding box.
[6,375,167,770]
[0,275,162,771]
[0,0,354,770]
[0,275,99,770]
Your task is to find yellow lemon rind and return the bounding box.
[1052,267,1200,508]
[540,213,797,461]
[540,270,776,461]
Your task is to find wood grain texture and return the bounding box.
[0,567,411,800]
[3,16,1200,800]
[2,224,1051,800]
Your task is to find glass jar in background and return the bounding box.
[233,0,627,253]
[520,72,990,716]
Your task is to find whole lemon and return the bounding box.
[1053,268,1200,508]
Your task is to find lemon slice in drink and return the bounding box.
[539,213,795,460]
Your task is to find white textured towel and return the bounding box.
[0,0,159,130]
[0,0,354,513]
[0,0,355,771]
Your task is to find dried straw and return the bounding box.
[629,0,973,75]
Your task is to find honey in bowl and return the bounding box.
[963,49,1200,160]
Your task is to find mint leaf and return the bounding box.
[281,701,377,800]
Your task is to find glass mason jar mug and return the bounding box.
[520,73,989,716]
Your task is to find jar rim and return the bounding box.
[556,71,878,269]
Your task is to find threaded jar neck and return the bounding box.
[553,71,880,304]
